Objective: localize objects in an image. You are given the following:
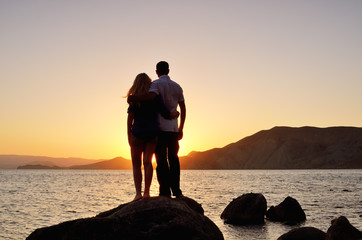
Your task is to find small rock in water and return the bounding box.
[325,216,362,240]
[220,193,267,225]
[266,196,306,225]
[277,226,326,240]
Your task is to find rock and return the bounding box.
[220,193,267,225]
[277,227,326,240]
[325,216,362,240]
[266,196,306,225]
[27,196,224,240]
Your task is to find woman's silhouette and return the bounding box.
[126,73,177,201]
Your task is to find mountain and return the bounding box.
[69,157,132,169]
[15,157,132,170]
[0,155,102,169]
[17,164,62,169]
[180,126,362,169]
[3,126,362,170]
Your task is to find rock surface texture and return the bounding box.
[220,193,267,225]
[27,196,224,240]
[266,196,306,225]
[325,216,362,240]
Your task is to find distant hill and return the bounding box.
[0,155,102,169]
[180,126,362,169]
[17,164,62,169]
[69,157,132,169]
[14,157,132,170]
[4,126,362,170]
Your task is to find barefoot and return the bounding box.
[143,192,150,199]
[133,194,142,201]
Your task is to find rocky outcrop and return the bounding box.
[277,227,326,240]
[220,193,267,225]
[325,216,362,240]
[27,196,223,240]
[266,196,306,225]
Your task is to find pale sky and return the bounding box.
[1,0,361,160]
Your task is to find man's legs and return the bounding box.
[155,132,171,197]
[168,132,182,197]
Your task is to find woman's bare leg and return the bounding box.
[143,141,157,198]
[131,145,143,201]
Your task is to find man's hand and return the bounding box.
[178,130,183,140]
[169,111,180,119]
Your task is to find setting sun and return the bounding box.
[1,1,361,161]
[1,2,362,240]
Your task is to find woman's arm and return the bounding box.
[127,112,134,146]
[127,92,156,103]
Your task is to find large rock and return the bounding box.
[325,216,362,240]
[220,193,267,225]
[27,196,224,240]
[266,196,306,225]
[277,227,326,240]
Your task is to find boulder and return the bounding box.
[266,196,306,225]
[27,196,224,240]
[220,193,267,225]
[325,216,362,240]
[277,227,326,240]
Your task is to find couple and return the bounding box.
[126,61,186,201]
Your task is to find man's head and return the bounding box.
[156,61,169,76]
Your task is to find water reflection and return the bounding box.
[0,169,361,240]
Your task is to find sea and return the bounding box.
[0,169,361,240]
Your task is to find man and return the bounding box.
[128,61,186,197]
[150,61,186,197]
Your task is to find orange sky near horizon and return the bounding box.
[1,1,362,160]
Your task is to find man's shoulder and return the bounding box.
[151,79,160,85]
[149,81,159,94]
[155,75,183,91]
[167,77,183,89]
[172,81,183,92]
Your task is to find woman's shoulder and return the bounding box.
[127,102,138,112]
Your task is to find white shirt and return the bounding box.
[149,75,184,132]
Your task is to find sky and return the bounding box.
[1,0,362,160]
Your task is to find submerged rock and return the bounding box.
[27,196,224,240]
[220,193,267,225]
[277,227,326,240]
[325,216,362,240]
[266,196,306,225]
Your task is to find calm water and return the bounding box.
[0,169,361,240]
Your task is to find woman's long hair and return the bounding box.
[127,73,152,97]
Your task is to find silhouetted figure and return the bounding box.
[151,61,186,197]
[126,73,178,201]
[128,61,186,197]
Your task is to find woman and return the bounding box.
[126,73,177,201]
